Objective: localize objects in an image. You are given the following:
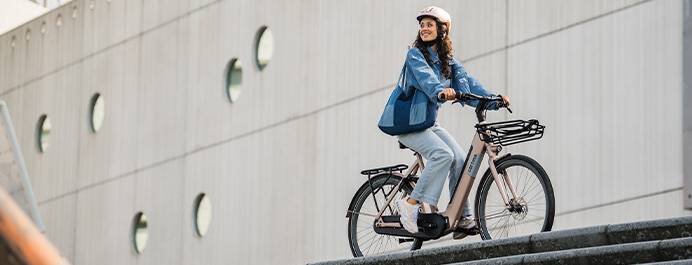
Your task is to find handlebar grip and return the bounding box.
[438,91,464,101]
[438,93,445,101]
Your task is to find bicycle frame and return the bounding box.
[371,125,520,236]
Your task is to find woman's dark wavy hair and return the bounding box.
[413,16,453,79]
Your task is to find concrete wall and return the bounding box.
[0,0,689,264]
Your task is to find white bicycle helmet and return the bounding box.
[417,6,452,32]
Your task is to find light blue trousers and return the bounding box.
[397,122,471,217]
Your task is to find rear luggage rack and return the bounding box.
[360,164,408,176]
[359,164,410,217]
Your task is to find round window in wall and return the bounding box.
[255,26,273,70]
[193,193,211,237]
[89,93,105,132]
[225,58,242,102]
[36,115,51,152]
[132,212,148,254]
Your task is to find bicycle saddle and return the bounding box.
[398,141,409,149]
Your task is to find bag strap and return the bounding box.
[399,61,415,96]
[397,63,407,90]
[450,63,456,90]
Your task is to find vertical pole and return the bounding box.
[684,1,692,209]
[0,101,45,232]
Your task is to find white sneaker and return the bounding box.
[453,217,477,240]
[395,198,421,234]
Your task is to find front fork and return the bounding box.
[486,144,519,207]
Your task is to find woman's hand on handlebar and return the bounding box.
[438,88,456,101]
[497,95,512,113]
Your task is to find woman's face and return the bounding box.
[419,17,438,42]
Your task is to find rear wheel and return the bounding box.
[475,155,555,240]
[347,175,423,257]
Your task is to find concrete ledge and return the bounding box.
[407,236,530,264]
[453,237,692,265]
[312,237,530,265]
[642,259,692,265]
[526,216,692,253]
[523,240,660,265]
[309,217,692,265]
[659,237,692,261]
[606,217,692,244]
[528,225,608,253]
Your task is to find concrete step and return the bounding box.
[309,216,692,265]
[452,237,692,265]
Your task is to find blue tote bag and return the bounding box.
[377,63,438,136]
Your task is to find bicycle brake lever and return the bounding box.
[506,107,513,114]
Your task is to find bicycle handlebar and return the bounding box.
[438,91,513,122]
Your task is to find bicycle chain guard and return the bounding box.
[374,214,449,240]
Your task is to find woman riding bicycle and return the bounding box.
[385,6,510,238]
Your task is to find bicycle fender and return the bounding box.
[346,173,403,218]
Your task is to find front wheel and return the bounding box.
[474,155,555,240]
[347,174,423,257]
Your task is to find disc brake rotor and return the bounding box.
[509,198,528,221]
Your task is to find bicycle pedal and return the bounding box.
[454,226,480,235]
[398,238,415,244]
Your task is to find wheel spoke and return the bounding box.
[348,177,421,257]
[478,157,554,241]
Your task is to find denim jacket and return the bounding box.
[379,47,496,130]
[404,46,496,108]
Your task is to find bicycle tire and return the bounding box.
[474,154,555,240]
[347,174,423,257]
